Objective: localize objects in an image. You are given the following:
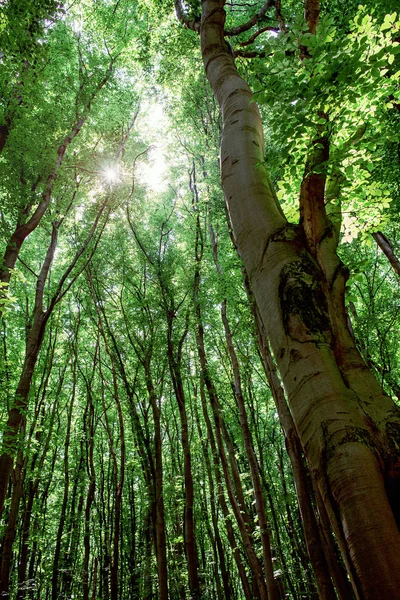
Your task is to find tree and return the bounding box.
[175,1,400,598]
[1,1,400,598]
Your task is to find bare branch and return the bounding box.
[234,49,269,58]
[115,102,141,158]
[17,257,39,279]
[225,0,275,37]
[239,25,278,46]
[372,232,400,278]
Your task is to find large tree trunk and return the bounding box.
[245,272,348,599]
[199,2,400,599]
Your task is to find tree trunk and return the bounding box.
[209,224,279,600]
[0,198,107,520]
[52,356,77,600]
[0,225,58,518]
[243,266,346,598]
[193,265,267,600]
[82,381,96,600]
[0,59,114,316]
[17,363,63,600]
[0,451,25,597]
[372,231,400,277]
[164,305,200,599]
[144,362,169,600]
[193,388,233,600]
[199,3,400,598]
[96,342,125,600]
[199,382,253,600]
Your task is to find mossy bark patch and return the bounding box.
[279,254,331,343]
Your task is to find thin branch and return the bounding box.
[275,0,287,32]
[234,49,268,58]
[239,26,278,46]
[126,207,154,266]
[17,257,39,279]
[46,201,109,313]
[225,0,275,37]
[115,102,141,159]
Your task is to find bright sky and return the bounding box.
[136,101,168,193]
[97,99,169,193]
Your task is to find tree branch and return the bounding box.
[174,0,201,32]
[234,49,268,58]
[372,232,400,278]
[239,26,278,46]
[225,0,275,37]
[304,0,320,34]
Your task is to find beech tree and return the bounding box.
[174,1,400,598]
[1,1,399,599]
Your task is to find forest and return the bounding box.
[0,0,400,599]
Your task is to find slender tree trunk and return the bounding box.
[60,451,85,599]
[144,361,169,600]
[276,446,317,597]
[2,348,57,595]
[193,389,233,600]
[0,201,106,519]
[52,360,77,600]
[97,345,125,600]
[17,364,63,600]
[142,506,154,600]
[82,382,96,600]
[0,60,114,315]
[0,226,58,519]
[0,122,83,300]
[98,447,111,600]
[0,451,25,597]
[127,480,139,599]
[164,414,188,600]
[92,558,99,600]
[312,481,355,600]
[164,309,200,599]
[199,382,253,600]
[193,264,267,599]
[209,224,279,600]
[26,444,57,599]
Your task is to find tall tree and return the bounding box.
[175,1,400,597]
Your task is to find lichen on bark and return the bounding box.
[279,254,331,343]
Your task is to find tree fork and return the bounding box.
[197,1,400,598]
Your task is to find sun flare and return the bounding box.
[102,165,120,185]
